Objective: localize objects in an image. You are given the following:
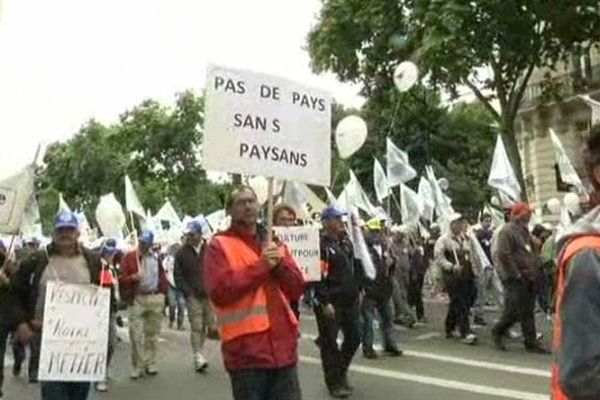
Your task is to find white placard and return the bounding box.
[274,226,321,282]
[203,65,332,186]
[39,282,111,382]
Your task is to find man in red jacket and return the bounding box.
[204,185,305,400]
[119,230,169,379]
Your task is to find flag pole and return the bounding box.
[266,177,274,242]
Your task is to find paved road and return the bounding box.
[2,301,552,400]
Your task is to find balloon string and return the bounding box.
[386,97,402,138]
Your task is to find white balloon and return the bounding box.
[563,192,581,216]
[547,198,561,215]
[393,61,419,92]
[95,193,126,239]
[335,115,368,159]
[248,176,283,205]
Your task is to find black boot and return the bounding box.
[363,346,378,359]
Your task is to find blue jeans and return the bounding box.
[41,381,91,400]
[168,286,186,327]
[361,296,395,350]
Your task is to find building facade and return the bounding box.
[515,48,599,211]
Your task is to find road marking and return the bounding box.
[414,332,441,341]
[300,334,550,378]
[300,356,548,400]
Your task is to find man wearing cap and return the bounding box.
[120,230,169,378]
[8,211,102,400]
[361,219,401,360]
[204,186,304,400]
[492,203,549,354]
[314,206,363,398]
[434,214,478,345]
[174,220,212,373]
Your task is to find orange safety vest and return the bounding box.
[551,235,600,400]
[212,235,298,343]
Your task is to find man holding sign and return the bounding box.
[204,186,305,400]
[8,211,104,400]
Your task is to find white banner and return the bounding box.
[274,226,320,282]
[39,282,110,382]
[0,164,35,235]
[203,65,332,186]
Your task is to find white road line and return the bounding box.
[414,332,441,341]
[300,356,548,400]
[300,334,550,378]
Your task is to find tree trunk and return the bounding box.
[501,117,529,202]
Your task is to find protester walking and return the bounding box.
[314,206,363,398]
[552,127,600,399]
[204,186,305,400]
[120,230,169,379]
[434,214,477,345]
[164,243,186,331]
[8,211,102,400]
[492,203,549,354]
[361,219,402,359]
[175,220,213,373]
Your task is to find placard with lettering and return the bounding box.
[274,226,321,282]
[203,65,332,186]
[39,282,110,382]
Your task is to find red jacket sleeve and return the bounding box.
[275,245,305,302]
[119,252,140,284]
[204,238,272,307]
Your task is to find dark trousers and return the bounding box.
[229,366,302,400]
[41,382,91,400]
[0,326,26,393]
[444,275,473,337]
[361,296,394,350]
[29,333,41,380]
[167,286,186,327]
[493,279,537,347]
[408,271,426,320]
[314,302,360,391]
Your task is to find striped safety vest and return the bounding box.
[551,235,600,400]
[213,235,297,343]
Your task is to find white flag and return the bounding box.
[0,164,35,235]
[579,95,600,125]
[58,193,72,213]
[155,200,181,225]
[20,195,41,236]
[125,175,146,218]
[373,159,389,203]
[386,138,417,187]
[417,177,435,221]
[487,135,521,202]
[206,209,227,232]
[348,207,376,280]
[344,170,377,216]
[549,128,586,194]
[400,183,424,227]
[283,181,326,219]
[325,187,339,208]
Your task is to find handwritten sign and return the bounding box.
[274,226,321,281]
[39,282,110,382]
[203,65,332,186]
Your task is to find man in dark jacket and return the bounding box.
[361,219,401,359]
[314,206,363,398]
[492,203,549,354]
[8,211,103,400]
[174,220,212,373]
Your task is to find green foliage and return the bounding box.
[309,0,600,200]
[37,91,229,233]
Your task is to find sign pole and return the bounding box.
[266,177,274,242]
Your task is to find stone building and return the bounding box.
[515,48,599,211]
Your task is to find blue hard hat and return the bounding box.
[53,211,79,230]
[321,206,347,221]
[138,230,154,245]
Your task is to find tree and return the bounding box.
[37,91,229,233]
[309,0,600,199]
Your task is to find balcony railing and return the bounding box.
[521,64,600,108]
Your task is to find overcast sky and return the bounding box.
[0,0,363,178]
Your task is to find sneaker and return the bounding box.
[363,347,378,359]
[329,386,352,398]
[384,345,403,357]
[340,376,354,392]
[194,353,208,373]
[130,369,142,380]
[145,365,158,376]
[96,381,108,392]
[508,329,522,340]
[460,333,477,345]
[535,332,544,341]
